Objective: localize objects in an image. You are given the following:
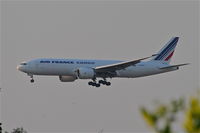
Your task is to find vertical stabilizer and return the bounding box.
[152,37,179,64]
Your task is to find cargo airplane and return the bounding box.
[17,37,188,87]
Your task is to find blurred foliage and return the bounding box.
[3,127,27,133]
[140,93,200,133]
[140,97,185,133]
[11,127,27,133]
[183,96,200,133]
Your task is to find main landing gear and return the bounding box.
[98,80,111,86]
[88,81,100,87]
[88,79,111,87]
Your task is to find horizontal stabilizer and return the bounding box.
[159,63,189,69]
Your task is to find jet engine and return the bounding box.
[75,67,95,79]
[59,75,76,82]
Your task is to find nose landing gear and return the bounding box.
[28,74,34,83]
[30,79,34,83]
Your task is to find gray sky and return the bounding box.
[1,0,199,132]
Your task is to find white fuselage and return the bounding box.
[17,37,186,86]
[17,58,177,78]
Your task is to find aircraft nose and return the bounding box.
[17,65,23,71]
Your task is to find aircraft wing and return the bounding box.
[95,56,152,72]
[159,63,189,69]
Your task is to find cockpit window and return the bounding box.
[20,62,27,65]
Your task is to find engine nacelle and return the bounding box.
[76,67,95,79]
[59,75,76,82]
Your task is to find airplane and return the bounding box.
[17,37,189,87]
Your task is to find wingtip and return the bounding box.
[184,63,190,65]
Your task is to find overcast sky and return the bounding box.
[1,0,199,133]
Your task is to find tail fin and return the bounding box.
[152,37,179,64]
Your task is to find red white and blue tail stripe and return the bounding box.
[152,37,179,64]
